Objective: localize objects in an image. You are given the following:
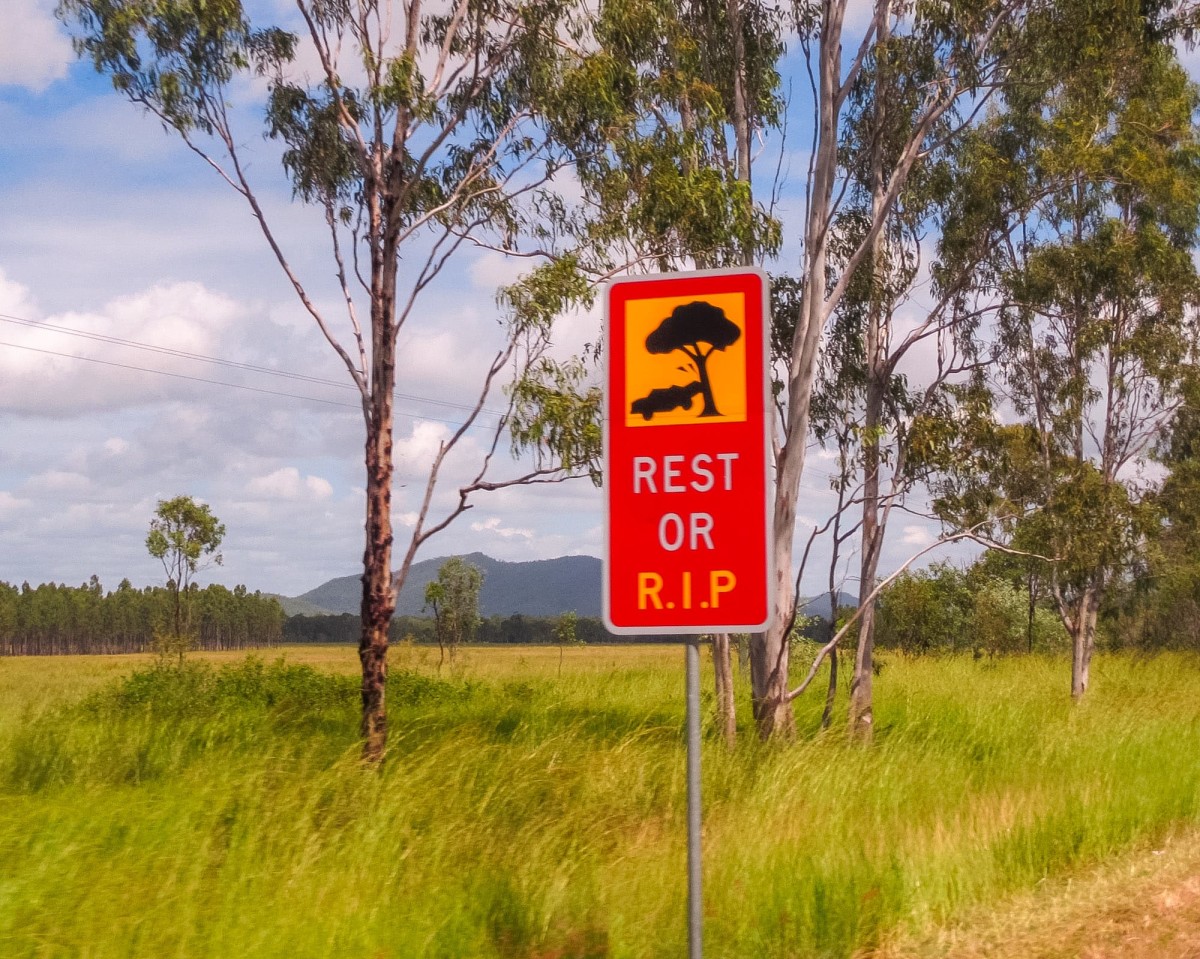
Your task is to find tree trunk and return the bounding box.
[821,643,838,730]
[848,399,884,738]
[726,0,751,188]
[359,239,398,763]
[359,409,396,761]
[713,633,737,747]
[750,628,795,736]
[750,1,857,738]
[1028,572,1037,655]
[848,592,878,737]
[1070,584,1100,700]
[847,8,890,741]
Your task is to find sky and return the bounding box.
[0,0,991,601]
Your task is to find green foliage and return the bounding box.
[877,562,1067,657]
[553,610,581,674]
[1104,377,1200,650]
[57,0,294,134]
[57,0,591,237]
[553,610,580,647]
[146,495,225,585]
[146,495,226,658]
[99,658,359,719]
[508,0,789,493]
[0,578,283,655]
[543,0,784,270]
[927,3,1200,683]
[876,564,972,656]
[281,612,653,646]
[424,557,484,666]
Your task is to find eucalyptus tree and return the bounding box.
[513,0,786,741]
[1121,385,1200,649]
[553,609,581,675]
[423,556,483,670]
[801,54,971,736]
[753,0,1033,738]
[937,0,1200,699]
[146,494,225,657]
[59,0,599,758]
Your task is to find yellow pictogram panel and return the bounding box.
[624,292,746,428]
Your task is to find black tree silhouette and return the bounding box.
[645,301,741,416]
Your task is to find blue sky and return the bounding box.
[0,0,989,600]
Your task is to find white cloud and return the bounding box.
[0,0,72,93]
[246,467,334,501]
[469,251,525,292]
[470,516,533,540]
[0,491,33,518]
[0,278,254,414]
[24,470,90,493]
[0,267,41,318]
[901,525,934,548]
[394,420,451,469]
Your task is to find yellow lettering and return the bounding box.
[638,572,664,610]
[682,571,692,609]
[710,570,736,608]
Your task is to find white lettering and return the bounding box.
[633,457,657,493]
[657,512,715,551]
[663,455,684,492]
[717,452,738,490]
[658,513,685,551]
[691,454,713,492]
[630,453,739,494]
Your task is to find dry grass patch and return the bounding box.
[870,829,1200,959]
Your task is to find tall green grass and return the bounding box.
[2,651,1199,958]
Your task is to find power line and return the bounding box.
[0,339,363,410]
[0,312,919,496]
[0,311,510,419]
[0,339,512,433]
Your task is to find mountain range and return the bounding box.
[280,552,604,618]
[278,552,856,622]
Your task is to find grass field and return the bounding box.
[2,645,1200,958]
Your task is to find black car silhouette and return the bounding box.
[630,381,705,420]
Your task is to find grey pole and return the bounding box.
[686,638,703,959]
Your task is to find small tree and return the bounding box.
[145,495,225,662]
[423,558,483,671]
[554,610,580,676]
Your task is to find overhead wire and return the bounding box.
[0,339,362,410]
[0,311,511,431]
[0,311,510,421]
[0,310,911,499]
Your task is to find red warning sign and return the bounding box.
[603,269,773,634]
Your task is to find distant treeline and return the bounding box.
[284,612,657,645]
[0,578,285,656]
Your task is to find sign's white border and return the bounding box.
[601,267,775,636]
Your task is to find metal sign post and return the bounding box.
[685,638,703,959]
[602,268,774,958]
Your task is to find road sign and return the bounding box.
[603,268,774,634]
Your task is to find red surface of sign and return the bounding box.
[604,269,773,634]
